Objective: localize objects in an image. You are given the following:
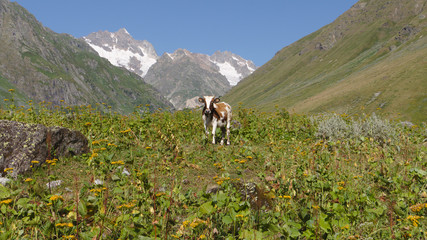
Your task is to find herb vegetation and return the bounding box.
[0,93,426,239]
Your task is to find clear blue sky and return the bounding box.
[13,0,358,66]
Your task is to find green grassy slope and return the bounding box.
[224,0,427,122]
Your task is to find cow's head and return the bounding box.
[198,96,220,116]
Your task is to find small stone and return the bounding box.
[94,179,104,185]
[121,167,130,176]
[0,177,11,186]
[182,179,190,185]
[206,184,220,194]
[46,180,62,189]
[265,176,275,182]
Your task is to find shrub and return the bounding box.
[313,113,396,144]
[313,113,350,140]
[354,114,396,144]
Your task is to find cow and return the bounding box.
[198,96,232,145]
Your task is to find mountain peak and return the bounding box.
[116,28,130,36]
[209,51,257,86]
[83,29,158,77]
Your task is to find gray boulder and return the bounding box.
[0,120,89,177]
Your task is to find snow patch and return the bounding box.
[213,61,242,86]
[247,63,256,72]
[86,41,157,77]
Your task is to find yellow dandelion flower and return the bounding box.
[89,188,106,193]
[108,143,117,147]
[56,222,73,228]
[4,168,13,172]
[341,224,350,230]
[117,202,136,209]
[199,234,206,239]
[84,122,92,126]
[49,195,64,201]
[182,220,190,228]
[156,192,166,197]
[3,99,9,101]
[25,178,33,182]
[410,203,426,212]
[0,199,12,205]
[145,146,151,150]
[312,205,320,210]
[407,215,423,227]
[111,160,125,165]
[120,128,131,133]
[8,89,15,92]
[190,222,199,228]
[282,195,291,199]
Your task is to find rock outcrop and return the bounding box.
[0,120,89,177]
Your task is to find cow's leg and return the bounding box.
[226,118,231,145]
[204,122,209,139]
[211,120,217,144]
[220,127,226,145]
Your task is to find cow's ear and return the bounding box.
[198,97,204,103]
[214,98,220,103]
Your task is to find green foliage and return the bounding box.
[0,101,426,239]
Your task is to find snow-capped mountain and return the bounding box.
[83,29,257,109]
[144,49,231,110]
[83,28,158,77]
[210,51,256,86]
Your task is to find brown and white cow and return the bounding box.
[198,96,232,145]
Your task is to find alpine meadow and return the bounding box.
[0,0,426,239]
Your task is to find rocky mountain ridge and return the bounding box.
[83,29,257,109]
[144,48,231,109]
[84,28,158,77]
